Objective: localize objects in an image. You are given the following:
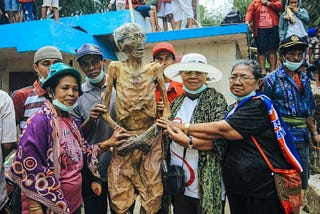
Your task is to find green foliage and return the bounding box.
[200,5,219,26]
[232,0,251,21]
[57,0,109,17]
[301,0,320,27]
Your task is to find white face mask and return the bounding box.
[85,69,105,84]
[230,90,256,102]
[53,99,78,112]
[183,84,207,95]
[283,58,303,71]
[39,76,46,84]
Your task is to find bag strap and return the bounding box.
[251,136,276,172]
[181,147,187,168]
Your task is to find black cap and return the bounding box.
[279,35,308,53]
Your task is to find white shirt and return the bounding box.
[170,97,199,198]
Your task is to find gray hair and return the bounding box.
[113,23,142,51]
[231,59,263,80]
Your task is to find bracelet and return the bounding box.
[312,132,319,136]
[29,205,43,212]
[98,142,107,151]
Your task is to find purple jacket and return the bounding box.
[8,100,100,214]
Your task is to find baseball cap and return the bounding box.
[34,46,63,64]
[42,62,83,95]
[152,42,176,60]
[279,35,308,53]
[164,53,223,84]
[76,43,103,62]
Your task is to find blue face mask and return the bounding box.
[183,84,207,95]
[85,69,105,84]
[230,90,256,101]
[53,99,78,112]
[283,58,303,71]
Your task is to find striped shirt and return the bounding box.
[12,81,46,131]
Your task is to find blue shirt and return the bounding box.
[262,65,315,143]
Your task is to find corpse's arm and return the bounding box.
[102,62,119,129]
[155,63,171,119]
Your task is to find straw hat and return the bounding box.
[164,53,223,84]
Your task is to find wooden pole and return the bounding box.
[128,0,135,23]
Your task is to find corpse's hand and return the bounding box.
[167,126,189,145]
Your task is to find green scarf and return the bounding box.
[165,88,228,213]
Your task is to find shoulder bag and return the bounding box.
[251,136,302,214]
[162,148,186,195]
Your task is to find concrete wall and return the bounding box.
[0,54,79,94]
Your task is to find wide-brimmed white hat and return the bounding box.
[164,53,223,84]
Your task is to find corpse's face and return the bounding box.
[121,31,145,59]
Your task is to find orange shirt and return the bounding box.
[155,80,184,104]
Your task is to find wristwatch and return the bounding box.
[188,135,193,149]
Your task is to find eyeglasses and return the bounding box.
[121,33,145,43]
[228,75,255,83]
[79,58,101,70]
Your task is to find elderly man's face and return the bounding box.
[121,31,145,59]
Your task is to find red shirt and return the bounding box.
[245,0,282,37]
[126,0,144,9]
[155,80,184,104]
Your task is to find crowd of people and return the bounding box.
[0,0,320,213]
[245,0,320,78]
[0,0,197,31]
[1,0,59,23]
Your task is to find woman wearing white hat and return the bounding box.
[161,53,227,213]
